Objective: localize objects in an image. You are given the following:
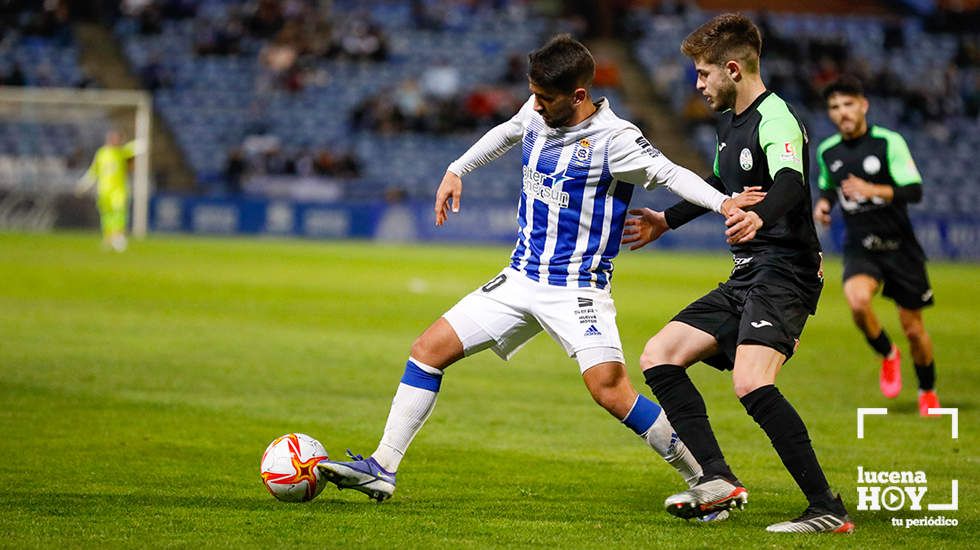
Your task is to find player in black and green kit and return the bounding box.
[622,14,853,533]
[813,76,939,416]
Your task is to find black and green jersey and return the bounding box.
[816,125,923,254]
[713,91,821,257]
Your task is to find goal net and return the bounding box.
[0,86,152,237]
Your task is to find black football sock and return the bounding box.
[644,365,737,483]
[866,329,893,357]
[740,385,834,509]
[915,361,936,391]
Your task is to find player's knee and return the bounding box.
[409,335,433,362]
[732,373,765,398]
[409,334,450,368]
[902,321,927,344]
[639,337,674,371]
[846,292,873,315]
[583,361,633,414]
[589,384,623,413]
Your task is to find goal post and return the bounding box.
[0,86,152,238]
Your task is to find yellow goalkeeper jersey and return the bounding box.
[86,142,136,198]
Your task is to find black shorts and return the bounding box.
[672,276,817,371]
[843,246,934,310]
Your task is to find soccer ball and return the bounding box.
[260,433,328,502]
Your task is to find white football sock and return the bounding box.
[644,411,703,488]
[372,357,442,473]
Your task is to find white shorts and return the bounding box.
[443,268,624,372]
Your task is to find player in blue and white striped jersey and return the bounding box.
[318,34,763,505]
[445,82,730,289]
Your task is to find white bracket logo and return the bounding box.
[856,408,959,513]
[857,407,958,439]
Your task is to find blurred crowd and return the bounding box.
[122,0,389,94]
[755,13,980,125]
[112,0,548,192]
[350,54,528,135]
[0,0,72,45]
[223,141,361,194]
[636,3,980,131]
[0,0,93,88]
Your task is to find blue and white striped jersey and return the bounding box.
[448,96,726,289]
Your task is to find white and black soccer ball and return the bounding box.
[260,433,328,502]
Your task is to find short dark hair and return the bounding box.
[527,34,595,93]
[822,75,865,101]
[680,13,762,73]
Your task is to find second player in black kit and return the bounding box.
[663,89,822,369]
[623,13,853,534]
[813,75,939,415]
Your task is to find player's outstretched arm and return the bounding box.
[622,208,669,250]
[75,161,97,196]
[434,170,462,226]
[625,186,765,250]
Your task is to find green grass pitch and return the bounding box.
[0,232,976,548]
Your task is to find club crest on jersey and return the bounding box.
[863,155,882,175]
[572,140,594,164]
[522,165,571,208]
[739,148,753,170]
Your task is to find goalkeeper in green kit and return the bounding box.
[77,130,139,252]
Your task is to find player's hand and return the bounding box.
[622,208,669,250]
[841,173,874,201]
[813,198,833,228]
[434,171,462,226]
[74,177,93,197]
[723,186,766,215]
[725,209,763,244]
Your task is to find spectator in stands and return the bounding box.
[810,56,841,98]
[140,53,173,90]
[224,148,246,195]
[312,148,361,178]
[257,29,299,93]
[0,62,26,87]
[593,55,622,89]
[420,59,461,102]
[228,132,363,189]
[964,71,980,117]
[33,62,55,87]
[247,0,284,39]
[159,0,197,20]
[126,0,163,35]
[410,0,446,31]
[463,85,519,127]
[351,91,404,134]
[954,36,980,68]
[394,79,429,132]
[27,0,73,46]
[307,18,336,59]
[883,17,906,50]
[337,18,388,62]
[501,53,526,85]
[194,16,243,56]
[265,145,298,176]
